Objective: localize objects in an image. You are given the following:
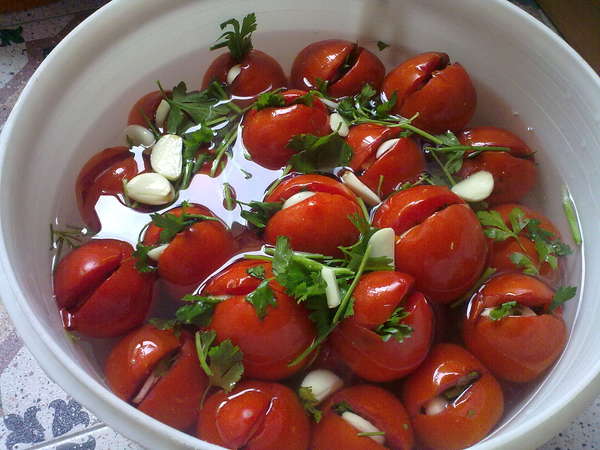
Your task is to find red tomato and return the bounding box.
[290,39,385,98]
[127,90,166,127]
[463,272,567,383]
[382,52,476,133]
[402,343,504,450]
[105,325,207,430]
[312,384,414,450]
[347,127,425,197]
[331,271,434,381]
[197,380,310,450]
[75,147,138,232]
[457,127,537,205]
[487,203,562,285]
[242,90,330,169]
[203,260,316,379]
[202,49,287,106]
[372,186,487,303]
[262,174,361,256]
[54,239,154,337]
[143,203,235,287]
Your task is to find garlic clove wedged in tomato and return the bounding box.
[329,112,349,137]
[125,173,175,205]
[154,99,171,128]
[282,191,316,209]
[151,134,183,181]
[226,64,242,85]
[124,124,156,147]
[451,170,494,202]
[375,138,400,159]
[367,227,395,267]
[301,369,343,402]
[340,171,381,206]
[147,243,169,261]
[341,411,385,444]
[321,266,341,308]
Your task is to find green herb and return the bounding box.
[375,92,397,117]
[0,27,24,47]
[175,295,225,327]
[332,401,355,415]
[254,90,285,110]
[375,307,413,342]
[180,125,215,189]
[562,187,582,245]
[467,409,477,417]
[195,330,244,393]
[240,168,253,179]
[132,243,158,273]
[477,210,523,243]
[315,78,329,95]
[65,330,80,342]
[293,91,316,107]
[223,183,236,211]
[338,214,393,272]
[298,387,323,423]
[549,286,577,311]
[209,13,257,62]
[238,200,283,228]
[245,279,277,319]
[376,40,389,51]
[287,132,352,173]
[147,318,178,331]
[488,301,518,321]
[50,224,88,271]
[358,431,386,438]
[509,252,540,276]
[247,265,266,279]
[149,209,220,243]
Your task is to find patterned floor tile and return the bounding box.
[0,1,110,28]
[40,426,143,450]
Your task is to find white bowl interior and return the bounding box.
[1,0,600,448]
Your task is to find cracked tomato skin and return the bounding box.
[457,127,537,205]
[487,203,562,285]
[202,49,287,107]
[331,272,434,381]
[143,204,235,287]
[463,272,567,383]
[75,146,138,232]
[197,380,310,450]
[53,239,155,338]
[382,52,476,133]
[312,385,414,450]
[372,186,487,303]
[203,260,316,380]
[402,343,504,450]
[290,39,385,98]
[105,326,207,430]
[242,89,330,169]
[263,175,361,256]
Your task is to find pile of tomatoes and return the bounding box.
[52,15,578,450]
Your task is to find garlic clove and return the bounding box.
[481,304,536,319]
[451,170,494,202]
[124,124,155,147]
[150,134,183,181]
[375,138,400,159]
[424,396,449,416]
[226,64,242,85]
[154,99,170,128]
[320,97,340,110]
[301,369,344,403]
[341,411,385,444]
[321,267,341,308]
[147,244,169,261]
[367,228,395,267]
[329,112,349,137]
[282,191,316,209]
[340,171,381,207]
[124,173,175,205]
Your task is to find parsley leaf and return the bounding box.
[477,210,518,242]
[254,90,285,110]
[549,286,577,311]
[238,200,283,228]
[246,265,266,279]
[488,301,518,321]
[298,387,323,423]
[315,78,329,95]
[175,295,224,327]
[246,279,276,319]
[358,431,386,438]
[287,132,352,173]
[376,40,389,51]
[195,330,244,393]
[132,243,158,273]
[375,92,397,118]
[150,209,220,243]
[209,13,257,62]
[509,252,540,275]
[332,401,355,415]
[147,318,178,331]
[338,214,391,272]
[374,307,413,342]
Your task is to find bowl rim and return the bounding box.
[0,0,599,448]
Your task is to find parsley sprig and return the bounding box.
[298,387,323,423]
[238,200,283,229]
[287,132,353,174]
[488,301,519,321]
[209,13,257,62]
[374,307,412,342]
[549,286,577,311]
[49,224,88,272]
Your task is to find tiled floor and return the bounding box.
[0,0,599,449]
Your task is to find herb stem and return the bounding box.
[210,127,238,176]
[429,148,456,186]
[357,197,370,221]
[562,186,582,245]
[424,145,510,153]
[401,123,444,145]
[264,165,292,197]
[243,254,273,261]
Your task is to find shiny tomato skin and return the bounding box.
[242,89,330,169]
[203,259,273,295]
[332,290,434,382]
[347,124,400,170]
[360,137,425,197]
[373,186,487,302]
[463,272,567,383]
[265,173,357,203]
[137,332,208,430]
[459,126,534,158]
[143,204,235,287]
[202,50,287,106]
[402,343,504,450]
[70,256,155,338]
[75,147,137,232]
[264,192,361,257]
[328,47,385,98]
[488,203,562,284]
[382,52,476,133]
[312,385,414,450]
[127,90,165,127]
[197,381,310,450]
[105,324,180,401]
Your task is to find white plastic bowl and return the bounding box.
[1,0,599,448]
